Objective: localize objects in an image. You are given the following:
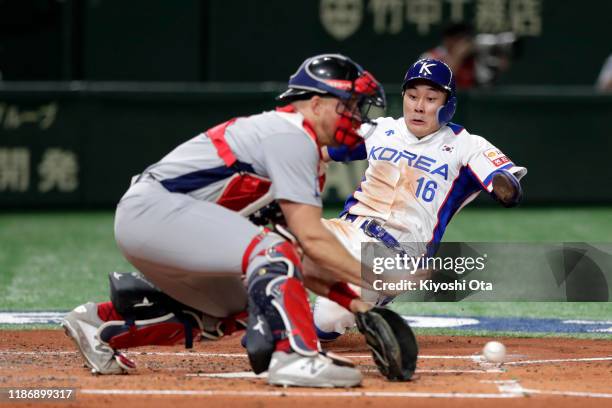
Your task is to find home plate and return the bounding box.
[188,371,268,379]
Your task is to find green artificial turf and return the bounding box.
[0,212,132,310]
[0,207,610,334]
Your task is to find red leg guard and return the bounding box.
[246,237,319,359]
[274,338,291,353]
[99,312,203,349]
[97,301,123,322]
[241,228,270,274]
[273,241,302,270]
[274,277,319,354]
[242,230,301,275]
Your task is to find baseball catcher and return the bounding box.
[61,53,387,388]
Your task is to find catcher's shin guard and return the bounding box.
[98,310,204,349]
[104,271,206,349]
[245,240,320,373]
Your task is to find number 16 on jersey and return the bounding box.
[415,177,438,202]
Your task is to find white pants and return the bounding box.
[313,217,426,336]
[313,218,375,336]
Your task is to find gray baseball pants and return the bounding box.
[114,178,283,317]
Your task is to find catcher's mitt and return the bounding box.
[355,307,418,381]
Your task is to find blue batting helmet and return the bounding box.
[401,58,457,126]
[278,53,386,124]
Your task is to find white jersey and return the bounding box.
[339,117,527,250]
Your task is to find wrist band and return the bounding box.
[328,282,359,310]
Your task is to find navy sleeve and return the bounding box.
[327,143,367,162]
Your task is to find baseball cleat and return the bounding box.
[61,302,135,375]
[267,351,362,388]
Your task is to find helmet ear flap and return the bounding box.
[437,94,457,126]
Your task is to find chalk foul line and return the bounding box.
[79,389,521,399]
[78,386,612,399]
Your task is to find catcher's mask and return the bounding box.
[278,53,387,148]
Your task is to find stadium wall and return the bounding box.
[0,83,609,208]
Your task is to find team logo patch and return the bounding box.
[419,62,435,75]
[484,148,510,167]
[385,129,394,136]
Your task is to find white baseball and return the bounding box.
[483,341,506,363]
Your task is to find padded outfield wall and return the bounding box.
[0,83,609,208]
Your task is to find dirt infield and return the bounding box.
[0,330,611,407]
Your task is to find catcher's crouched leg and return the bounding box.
[64,271,248,375]
[244,238,362,388]
[101,271,248,346]
[99,271,207,350]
